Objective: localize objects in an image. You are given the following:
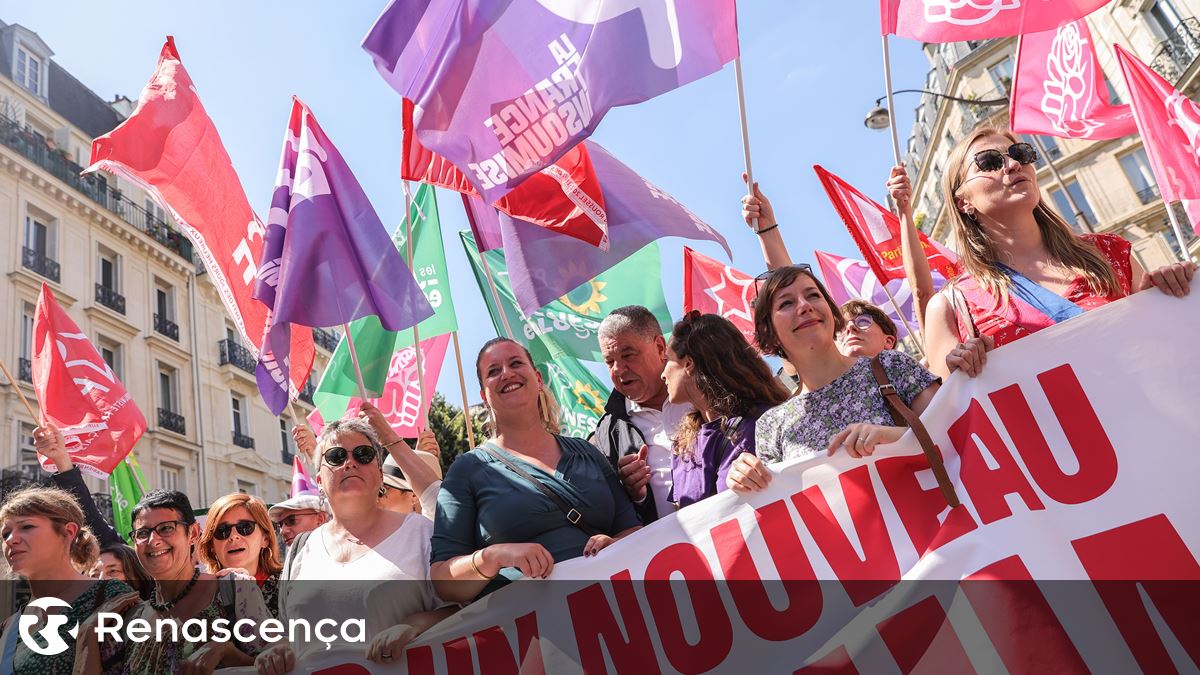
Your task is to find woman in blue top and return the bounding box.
[661,312,789,509]
[431,338,641,603]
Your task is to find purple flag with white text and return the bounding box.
[502,140,731,313]
[814,250,947,341]
[253,98,433,414]
[362,0,739,202]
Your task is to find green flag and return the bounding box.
[537,341,611,439]
[109,456,147,541]
[460,231,672,363]
[314,185,457,421]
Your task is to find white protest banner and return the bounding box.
[239,291,1200,674]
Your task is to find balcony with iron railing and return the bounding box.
[1137,184,1161,205]
[298,380,316,404]
[312,327,341,352]
[218,339,256,375]
[21,247,60,283]
[95,283,126,315]
[158,407,186,435]
[0,112,193,262]
[17,358,31,383]
[154,313,179,341]
[1150,18,1200,85]
[233,431,255,450]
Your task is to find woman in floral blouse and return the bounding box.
[726,265,940,493]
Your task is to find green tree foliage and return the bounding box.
[423,392,486,470]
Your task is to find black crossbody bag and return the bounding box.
[481,442,603,537]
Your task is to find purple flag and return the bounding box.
[362,0,739,203]
[253,98,433,414]
[461,193,504,252]
[814,250,947,341]
[502,140,731,313]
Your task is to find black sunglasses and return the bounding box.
[213,519,258,541]
[322,444,379,468]
[972,142,1038,172]
[753,263,814,295]
[130,520,186,544]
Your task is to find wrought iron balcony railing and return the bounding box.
[1137,184,1161,205]
[312,327,341,352]
[18,358,32,383]
[95,283,126,315]
[0,112,193,262]
[233,431,255,449]
[218,339,256,375]
[154,313,179,341]
[298,381,316,404]
[1150,18,1200,84]
[21,247,60,283]
[158,407,186,435]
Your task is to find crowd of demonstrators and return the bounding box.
[267,495,328,548]
[431,338,641,603]
[198,494,283,617]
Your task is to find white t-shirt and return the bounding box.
[627,398,691,518]
[418,480,441,520]
[283,514,448,655]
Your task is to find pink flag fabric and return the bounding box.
[682,247,757,345]
[85,38,315,402]
[882,0,1111,42]
[1115,44,1200,220]
[814,251,948,341]
[306,333,451,438]
[290,455,319,498]
[1011,20,1135,140]
[32,283,146,477]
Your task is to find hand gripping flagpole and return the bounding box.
[0,357,39,421]
[403,182,429,428]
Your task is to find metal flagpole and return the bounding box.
[733,56,758,232]
[403,182,428,427]
[1165,201,1194,263]
[881,36,904,166]
[340,322,370,401]
[879,282,926,359]
[1029,135,1095,234]
[450,332,476,448]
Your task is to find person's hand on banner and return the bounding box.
[726,453,772,493]
[180,640,241,674]
[740,173,777,233]
[946,335,993,378]
[616,445,651,502]
[1138,260,1195,297]
[254,643,296,675]
[416,428,440,456]
[583,534,614,557]
[365,623,421,664]
[827,424,905,458]
[33,423,72,473]
[886,164,912,212]
[481,543,555,579]
[292,425,317,461]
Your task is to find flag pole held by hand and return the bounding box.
[341,323,370,402]
[0,357,39,421]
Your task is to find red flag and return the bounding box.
[814,165,960,283]
[682,247,757,345]
[402,99,609,249]
[85,37,314,399]
[1115,44,1200,221]
[1011,20,1135,140]
[882,0,1110,42]
[32,283,146,477]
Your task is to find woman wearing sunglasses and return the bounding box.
[661,312,790,508]
[198,493,283,617]
[726,265,941,493]
[430,338,641,604]
[919,128,1195,380]
[255,418,455,674]
[75,489,272,674]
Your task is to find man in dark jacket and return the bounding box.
[590,306,689,524]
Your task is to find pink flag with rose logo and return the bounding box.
[882,0,1111,42]
[1011,19,1135,140]
[1115,44,1200,234]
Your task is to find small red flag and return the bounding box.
[32,283,146,477]
[682,247,757,345]
[814,165,960,284]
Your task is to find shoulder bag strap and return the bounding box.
[481,442,602,537]
[870,356,960,508]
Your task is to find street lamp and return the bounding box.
[863,89,1009,130]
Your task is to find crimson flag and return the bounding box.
[682,247,757,345]
[814,165,960,283]
[402,99,609,249]
[882,0,1111,42]
[85,38,314,401]
[32,283,146,477]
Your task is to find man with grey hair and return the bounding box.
[591,305,690,524]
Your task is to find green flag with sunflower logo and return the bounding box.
[460,231,672,363]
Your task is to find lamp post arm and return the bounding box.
[874,89,1009,107]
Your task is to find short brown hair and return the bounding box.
[198,493,282,576]
[752,266,845,357]
[0,485,99,573]
[841,300,898,339]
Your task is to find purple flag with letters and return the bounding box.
[362,0,739,203]
[253,98,433,414]
[502,140,731,313]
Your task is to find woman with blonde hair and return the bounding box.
[0,485,132,673]
[199,493,283,617]
[919,127,1194,379]
[430,338,641,603]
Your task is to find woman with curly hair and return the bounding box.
[660,312,789,508]
[198,493,283,617]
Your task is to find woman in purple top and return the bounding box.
[661,312,790,509]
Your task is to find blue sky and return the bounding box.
[6,2,929,408]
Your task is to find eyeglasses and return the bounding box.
[213,519,258,541]
[277,511,321,528]
[843,315,878,333]
[753,263,813,295]
[322,444,379,468]
[971,143,1038,172]
[131,520,186,543]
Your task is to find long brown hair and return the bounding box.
[0,485,99,573]
[752,265,846,358]
[475,337,561,438]
[198,493,283,576]
[670,313,789,457]
[944,127,1123,304]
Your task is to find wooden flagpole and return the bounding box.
[403,181,428,427]
[0,357,39,421]
[881,35,904,166]
[450,332,476,448]
[733,56,758,231]
[340,322,370,401]
[879,282,926,358]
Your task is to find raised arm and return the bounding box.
[359,402,440,498]
[741,174,792,270]
[39,424,122,547]
[888,165,937,333]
